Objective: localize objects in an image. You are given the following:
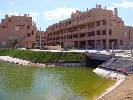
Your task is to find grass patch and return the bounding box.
[0,49,85,63]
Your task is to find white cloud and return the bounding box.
[8,1,14,5]
[29,12,39,16]
[3,12,39,21]
[7,0,15,5]
[29,12,40,21]
[113,0,133,8]
[107,7,114,10]
[43,7,78,21]
[8,12,19,16]
[0,12,39,22]
[0,13,3,16]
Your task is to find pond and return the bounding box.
[0,61,115,100]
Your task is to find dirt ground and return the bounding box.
[99,74,133,100]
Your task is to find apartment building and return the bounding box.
[0,14,37,48]
[33,30,45,49]
[44,5,133,49]
[124,26,133,48]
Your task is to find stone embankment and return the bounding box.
[93,67,126,100]
[101,57,133,74]
[0,56,55,67]
[93,55,133,100]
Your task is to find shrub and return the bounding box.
[0,49,85,63]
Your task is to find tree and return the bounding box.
[9,35,19,48]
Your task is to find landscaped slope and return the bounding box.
[0,49,85,63]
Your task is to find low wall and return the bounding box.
[45,61,86,67]
[93,67,126,80]
[0,56,85,67]
[93,67,127,100]
[0,56,55,68]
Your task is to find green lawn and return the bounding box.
[0,49,85,63]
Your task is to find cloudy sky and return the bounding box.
[0,0,133,30]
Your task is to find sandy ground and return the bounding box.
[99,74,133,100]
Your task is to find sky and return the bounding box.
[0,0,133,31]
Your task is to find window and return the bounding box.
[88,13,90,18]
[32,31,34,35]
[88,22,95,29]
[128,30,131,40]
[67,35,72,39]
[79,33,86,38]
[73,34,78,38]
[102,30,106,35]
[120,40,123,45]
[56,37,59,40]
[102,20,107,25]
[96,40,100,46]
[109,39,118,49]
[27,26,30,29]
[2,26,5,28]
[53,38,56,41]
[96,21,100,26]
[61,36,63,40]
[102,39,106,43]
[87,31,95,37]
[27,33,31,37]
[96,30,100,35]
[109,29,112,35]
[79,25,86,30]
[8,19,11,22]
[69,20,71,24]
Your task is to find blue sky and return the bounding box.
[0,0,133,30]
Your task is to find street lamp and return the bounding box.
[129,42,133,57]
[112,42,115,57]
[26,40,28,49]
[39,27,42,49]
[65,23,67,50]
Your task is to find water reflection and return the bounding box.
[3,67,34,91]
[0,62,115,100]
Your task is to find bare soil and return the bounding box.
[99,75,133,100]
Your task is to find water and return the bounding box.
[0,61,115,100]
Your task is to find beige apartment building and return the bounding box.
[0,14,37,48]
[33,30,45,49]
[44,5,133,49]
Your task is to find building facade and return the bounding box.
[44,5,133,49]
[33,30,45,49]
[0,14,37,48]
[124,26,133,48]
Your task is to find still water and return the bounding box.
[0,61,115,100]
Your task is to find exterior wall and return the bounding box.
[44,5,132,50]
[124,26,133,48]
[0,28,10,48]
[20,35,35,49]
[0,14,37,48]
[33,30,45,49]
